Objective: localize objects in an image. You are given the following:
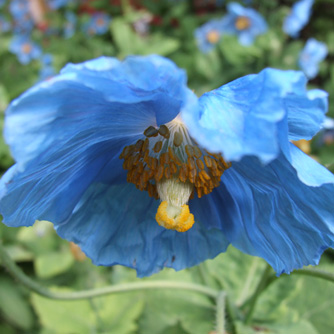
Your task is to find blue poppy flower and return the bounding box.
[0,55,333,277]
[283,0,314,38]
[83,13,111,36]
[298,38,328,79]
[195,19,224,53]
[9,0,29,19]
[9,35,42,64]
[220,2,267,46]
[0,14,11,33]
[64,11,76,39]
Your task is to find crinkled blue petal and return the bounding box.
[283,0,314,38]
[61,55,190,125]
[55,183,229,277]
[287,88,328,141]
[183,68,327,163]
[1,56,193,229]
[216,145,334,274]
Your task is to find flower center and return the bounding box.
[21,43,32,54]
[97,18,105,26]
[119,117,231,232]
[235,16,250,30]
[206,30,220,44]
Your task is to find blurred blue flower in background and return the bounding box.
[0,0,5,8]
[9,35,42,64]
[1,55,333,277]
[64,11,77,38]
[48,0,70,9]
[0,14,11,33]
[298,38,328,79]
[195,19,224,53]
[9,0,29,19]
[220,2,267,45]
[283,0,314,38]
[83,12,111,36]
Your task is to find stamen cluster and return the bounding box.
[119,119,231,200]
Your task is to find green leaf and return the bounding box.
[35,250,74,279]
[139,269,215,334]
[0,276,35,330]
[205,247,267,306]
[284,264,334,334]
[31,289,95,334]
[235,320,319,334]
[91,293,144,334]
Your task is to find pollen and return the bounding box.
[235,16,251,30]
[119,116,231,232]
[155,201,194,232]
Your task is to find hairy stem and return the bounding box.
[0,241,218,300]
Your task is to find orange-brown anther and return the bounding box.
[158,125,170,138]
[188,168,197,184]
[160,152,169,166]
[170,162,178,174]
[185,145,195,157]
[196,159,204,170]
[153,140,163,153]
[164,166,171,179]
[187,157,196,170]
[179,164,188,182]
[144,126,159,137]
[168,147,182,165]
[204,155,212,168]
[193,146,202,158]
[142,138,149,151]
[173,131,183,147]
[134,139,144,152]
[155,164,164,182]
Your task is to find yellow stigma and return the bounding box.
[156,201,194,232]
[235,16,251,30]
[206,30,220,44]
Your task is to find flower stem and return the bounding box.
[216,291,226,334]
[0,241,218,300]
[292,267,334,283]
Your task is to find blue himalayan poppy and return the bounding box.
[298,38,328,79]
[220,2,267,46]
[195,19,225,53]
[0,55,333,277]
[9,35,42,64]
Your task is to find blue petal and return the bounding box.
[298,38,328,79]
[216,146,334,274]
[183,68,327,163]
[1,56,195,229]
[283,0,314,38]
[287,88,328,141]
[55,183,229,277]
[0,138,129,227]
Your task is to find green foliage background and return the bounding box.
[0,0,334,333]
